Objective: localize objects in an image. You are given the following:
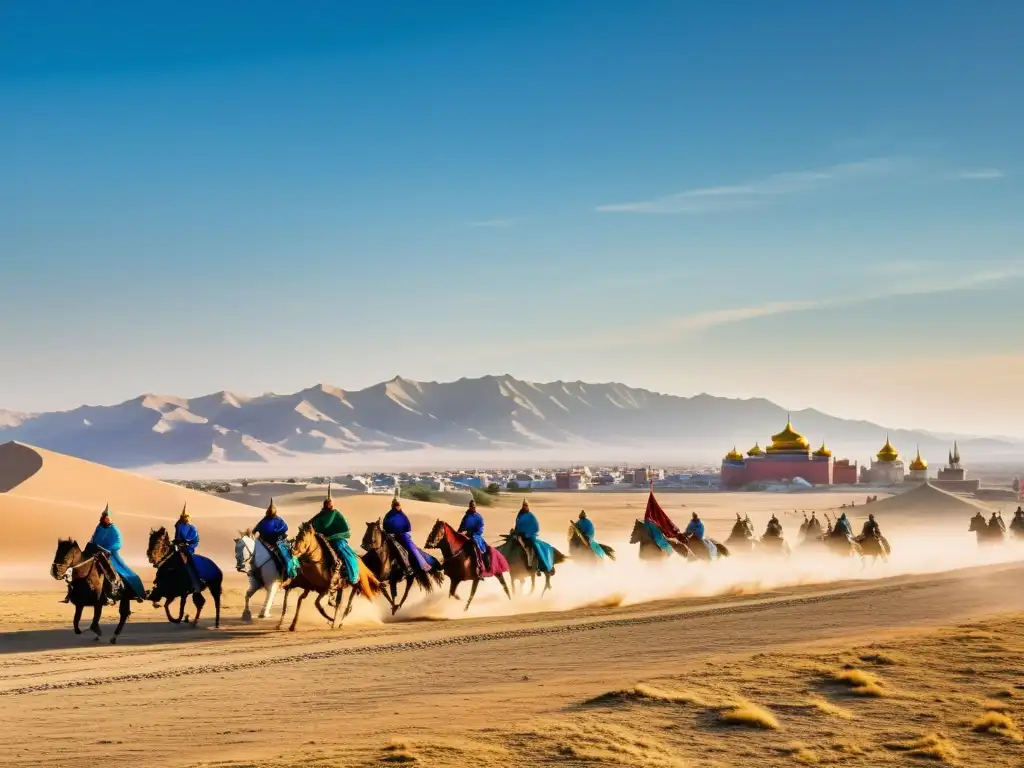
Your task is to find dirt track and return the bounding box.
[3,561,1023,767]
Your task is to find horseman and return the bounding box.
[683,512,718,558]
[254,499,292,576]
[832,511,854,538]
[859,513,881,540]
[574,510,607,559]
[89,506,145,601]
[988,511,1005,533]
[514,500,556,574]
[308,486,360,586]
[457,498,491,574]
[1012,507,1024,532]
[764,514,783,538]
[383,496,441,577]
[173,505,203,593]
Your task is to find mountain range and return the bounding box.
[1,376,1019,469]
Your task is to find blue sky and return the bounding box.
[2,2,1022,435]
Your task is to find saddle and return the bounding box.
[384,532,414,577]
[513,533,537,571]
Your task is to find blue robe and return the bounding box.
[458,510,487,553]
[254,515,295,578]
[90,523,145,597]
[173,521,199,554]
[835,515,853,537]
[575,518,605,558]
[644,520,674,553]
[514,511,555,573]
[684,518,717,559]
[384,509,440,572]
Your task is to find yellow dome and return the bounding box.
[747,442,765,457]
[767,416,810,453]
[813,441,832,458]
[876,435,899,463]
[909,446,928,471]
[725,446,744,462]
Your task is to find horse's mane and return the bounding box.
[295,521,341,573]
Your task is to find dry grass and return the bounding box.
[806,696,854,719]
[981,698,1011,712]
[971,711,1023,742]
[779,741,818,764]
[858,650,904,665]
[380,741,421,764]
[719,700,780,730]
[585,684,708,707]
[832,668,885,697]
[883,733,960,763]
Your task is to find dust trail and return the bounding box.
[369,525,1024,623]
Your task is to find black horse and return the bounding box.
[146,528,223,628]
[51,538,142,644]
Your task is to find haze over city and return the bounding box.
[2,2,1023,436]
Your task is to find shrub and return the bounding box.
[507,480,520,490]
[485,482,501,496]
[470,488,495,507]
[402,484,441,503]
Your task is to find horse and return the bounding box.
[146,527,222,629]
[279,521,381,631]
[50,538,139,644]
[361,520,444,615]
[629,519,693,561]
[821,529,863,558]
[855,532,891,565]
[566,521,616,564]
[424,520,511,610]
[798,514,824,545]
[497,531,567,596]
[724,514,757,554]
[234,530,285,621]
[1010,511,1024,540]
[969,512,1005,546]
[679,533,731,561]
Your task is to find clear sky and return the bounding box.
[2,2,1022,436]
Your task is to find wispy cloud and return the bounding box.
[466,218,514,228]
[952,168,1005,180]
[597,158,901,214]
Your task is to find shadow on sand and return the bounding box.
[0,620,257,655]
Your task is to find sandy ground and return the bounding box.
[4,442,1024,766]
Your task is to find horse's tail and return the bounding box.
[428,568,445,588]
[713,540,730,558]
[356,562,382,599]
[600,544,616,561]
[552,547,568,566]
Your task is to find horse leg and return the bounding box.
[329,587,343,629]
[212,579,222,629]
[276,588,291,631]
[529,573,537,595]
[289,589,309,632]
[260,578,280,619]
[190,591,206,628]
[395,578,414,614]
[496,572,512,600]
[313,591,334,624]
[73,603,84,634]
[448,576,461,600]
[465,579,480,612]
[341,587,358,622]
[541,573,552,598]
[242,575,258,621]
[90,604,103,639]
[111,597,131,644]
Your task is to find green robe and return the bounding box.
[309,508,359,584]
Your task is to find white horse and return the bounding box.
[234,531,285,621]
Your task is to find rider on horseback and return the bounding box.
[384,497,441,578]
[764,514,783,538]
[859,513,881,540]
[308,486,360,586]
[988,511,1005,533]
[1013,507,1024,532]
[173,505,203,594]
[574,510,607,559]
[89,506,145,603]
[457,498,491,574]
[514,500,556,574]
[833,511,854,538]
[684,512,718,558]
[254,499,293,577]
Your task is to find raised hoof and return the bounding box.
[391,604,399,616]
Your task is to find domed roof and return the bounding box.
[909,446,928,471]
[813,441,832,458]
[747,442,765,457]
[725,446,744,462]
[767,416,810,453]
[876,435,899,463]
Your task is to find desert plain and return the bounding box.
[2,441,1024,767]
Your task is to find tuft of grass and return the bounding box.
[719,700,780,730]
[971,711,1023,742]
[778,742,817,764]
[884,733,960,763]
[585,684,708,707]
[858,651,903,665]
[807,696,854,719]
[381,741,420,764]
[833,668,885,697]
[981,698,1011,712]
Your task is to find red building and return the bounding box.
[720,418,857,489]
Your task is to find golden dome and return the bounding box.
[813,441,832,458]
[876,434,899,463]
[725,446,744,462]
[909,446,928,471]
[747,442,765,457]
[767,416,810,453]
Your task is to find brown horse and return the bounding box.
[50,539,137,644]
[629,519,693,561]
[424,520,511,610]
[147,528,222,628]
[969,512,1005,546]
[278,521,380,631]
[361,520,444,615]
[566,521,616,564]
[496,532,567,596]
[855,533,891,565]
[724,514,757,554]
